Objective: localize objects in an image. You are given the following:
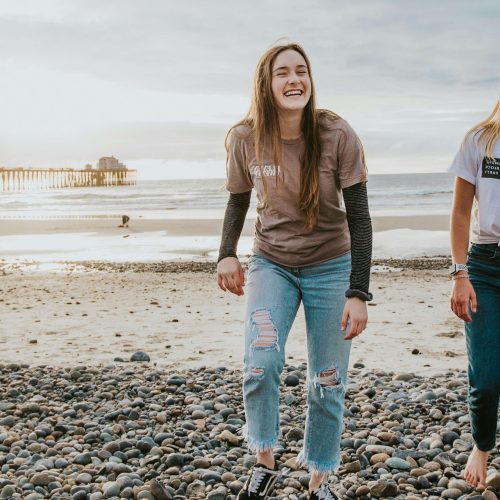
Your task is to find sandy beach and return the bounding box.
[0,258,464,375]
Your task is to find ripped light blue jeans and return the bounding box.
[243,252,352,474]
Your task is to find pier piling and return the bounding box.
[0,168,137,191]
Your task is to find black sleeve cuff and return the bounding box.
[217,252,238,263]
[345,289,373,302]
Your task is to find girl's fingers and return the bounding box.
[341,308,349,331]
[470,290,477,314]
[225,274,237,292]
[217,275,227,292]
[344,320,359,339]
[459,300,472,322]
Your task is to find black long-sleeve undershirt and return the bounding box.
[217,191,251,262]
[342,182,373,301]
[217,182,372,301]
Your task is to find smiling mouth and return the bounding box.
[284,90,303,97]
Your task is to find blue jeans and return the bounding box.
[242,252,352,474]
[465,243,500,451]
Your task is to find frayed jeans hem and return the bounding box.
[242,425,278,453]
[296,449,340,475]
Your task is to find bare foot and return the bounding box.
[309,471,326,492]
[464,446,489,490]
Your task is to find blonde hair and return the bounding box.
[226,42,337,229]
[465,100,500,156]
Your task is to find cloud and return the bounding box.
[0,0,499,172]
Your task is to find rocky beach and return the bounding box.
[0,363,499,499]
[1,258,499,499]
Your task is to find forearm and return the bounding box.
[218,191,251,262]
[450,177,475,265]
[450,208,471,264]
[343,182,373,300]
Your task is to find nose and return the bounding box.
[288,73,300,84]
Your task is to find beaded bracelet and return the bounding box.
[452,274,469,281]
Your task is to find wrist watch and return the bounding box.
[450,263,468,275]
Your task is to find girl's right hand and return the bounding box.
[450,276,477,322]
[217,257,245,296]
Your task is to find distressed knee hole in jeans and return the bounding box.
[246,367,265,381]
[311,366,343,398]
[250,309,280,351]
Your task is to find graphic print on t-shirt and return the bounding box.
[481,157,500,179]
[250,165,282,178]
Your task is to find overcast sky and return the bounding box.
[0,0,499,178]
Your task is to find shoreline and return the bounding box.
[0,214,450,236]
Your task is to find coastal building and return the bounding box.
[98,156,127,171]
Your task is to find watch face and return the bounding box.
[450,264,466,275]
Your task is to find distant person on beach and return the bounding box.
[217,43,372,500]
[449,100,500,491]
[118,215,130,228]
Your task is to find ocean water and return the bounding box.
[0,172,454,219]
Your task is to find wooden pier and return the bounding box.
[0,168,137,192]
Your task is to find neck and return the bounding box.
[278,110,303,140]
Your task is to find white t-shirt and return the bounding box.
[448,133,500,244]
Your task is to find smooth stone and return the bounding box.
[76,473,92,484]
[24,494,44,500]
[218,430,241,445]
[370,480,399,497]
[74,453,92,465]
[366,445,394,455]
[221,472,236,483]
[434,453,455,468]
[286,428,304,441]
[417,476,431,489]
[164,453,184,467]
[453,439,472,452]
[441,488,462,499]
[149,478,174,500]
[385,457,411,470]
[206,487,228,500]
[102,481,121,498]
[448,479,468,493]
[441,431,460,445]
[201,471,222,483]
[166,375,186,386]
[345,460,361,473]
[355,485,370,496]
[137,492,155,500]
[485,472,500,490]
[31,473,52,486]
[482,491,498,500]
[371,453,391,464]
[284,374,300,387]
[1,486,17,498]
[186,480,205,497]
[416,391,438,402]
[130,351,150,362]
[192,458,210,469]
[228,481,244,494]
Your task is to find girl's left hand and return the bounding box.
[341,297,368,340]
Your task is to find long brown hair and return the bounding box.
[465,100,500,156]
[226,42,330,229]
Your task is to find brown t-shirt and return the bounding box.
[225,115,367,267]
